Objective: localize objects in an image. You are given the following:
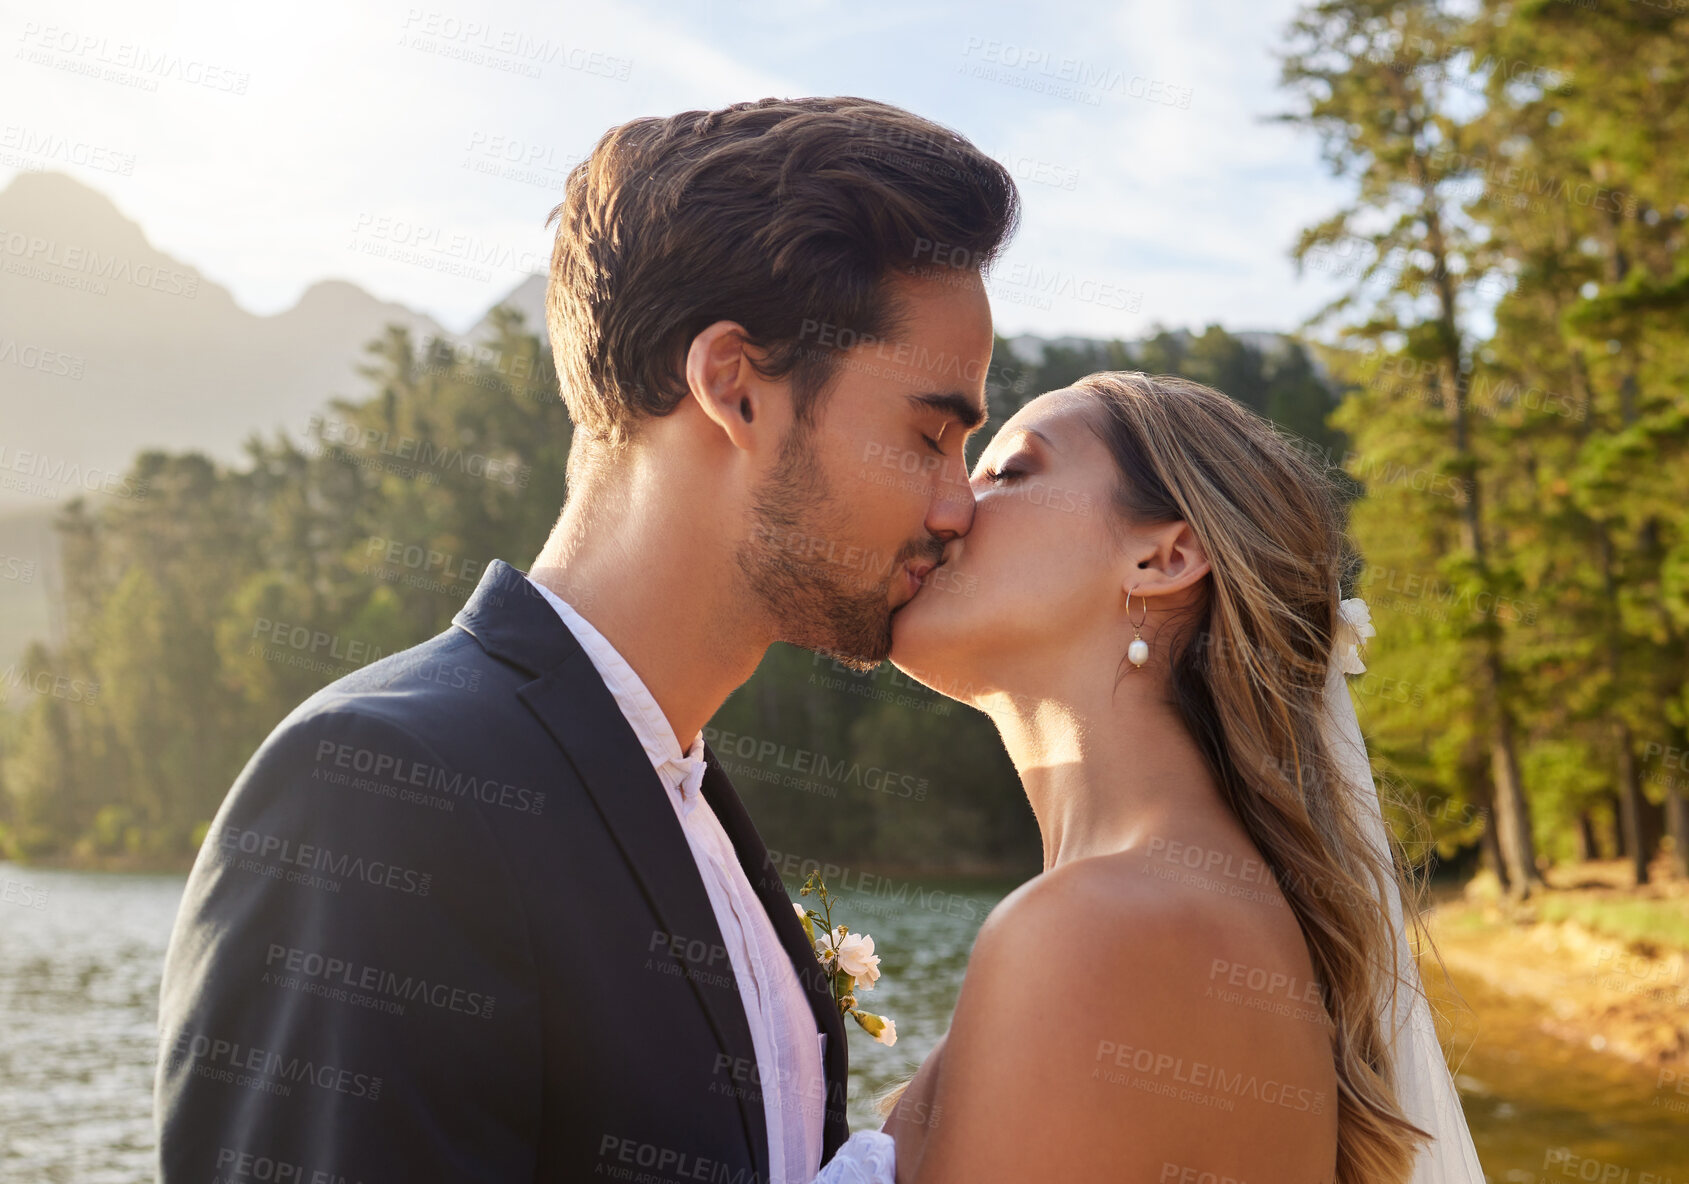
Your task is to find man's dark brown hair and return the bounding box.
[543,96,1021,466]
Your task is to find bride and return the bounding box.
[814,372,1484,1184]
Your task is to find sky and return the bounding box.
[1,0,1357,342]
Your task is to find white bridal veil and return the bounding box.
[1326,596,1486,1183]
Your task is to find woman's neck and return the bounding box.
[978,676,1233,872]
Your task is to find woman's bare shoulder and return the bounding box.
[971,842,1279,970]
[914,847,1337,1182]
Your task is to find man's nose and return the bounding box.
[925,450,977,538]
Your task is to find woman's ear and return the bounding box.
[684,320,763,450]
[1124,520,1210,597]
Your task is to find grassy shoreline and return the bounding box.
[1,850,197,875]
[1423,859,1689,1072]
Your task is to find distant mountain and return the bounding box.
[1003,333,1100,366]
[1005,328,1323,374]
[0,171,545,675]
[0,170,543,514]
[466,272,547,342]
[0,171,1335,674]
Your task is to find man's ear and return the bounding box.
[1124,520,1211,597]
[684,320,764,451]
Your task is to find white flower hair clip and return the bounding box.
[1334,597,1375,675]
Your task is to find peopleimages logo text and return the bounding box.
[215,826,433,896]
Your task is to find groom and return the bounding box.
[154,96,1016,1184]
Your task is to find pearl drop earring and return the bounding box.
[1126,587,1150,668]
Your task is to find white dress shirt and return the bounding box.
[526,575,827,1184]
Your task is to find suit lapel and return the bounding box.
[698,747,853,1161]
[453,561,771,1181]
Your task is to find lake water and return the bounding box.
[1,863,1684,1182]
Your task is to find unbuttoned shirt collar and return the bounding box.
[524,576,709,815]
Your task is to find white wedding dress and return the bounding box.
[812,1128,897,1183]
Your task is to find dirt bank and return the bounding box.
[1423,869,1689,1072]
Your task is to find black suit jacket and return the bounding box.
[155,558,850,1183]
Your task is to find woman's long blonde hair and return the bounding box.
[1079,370,1430,1182]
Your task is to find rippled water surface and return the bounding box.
[2,864,1683,1182]
[1,863,183,1183]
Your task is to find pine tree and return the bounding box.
[1278,0,1545,892]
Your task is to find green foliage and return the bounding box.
[0,311,1343,871]
[0,306,574,865]
[1535,894,1689,953]
[1280,0,1689,882]
[14,0,1683,884]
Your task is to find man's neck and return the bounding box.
[528,495,770,753]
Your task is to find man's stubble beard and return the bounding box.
[738,420,910,671]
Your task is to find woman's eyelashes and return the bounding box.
[977,445,1033,482]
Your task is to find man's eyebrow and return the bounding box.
[908,391,988,432]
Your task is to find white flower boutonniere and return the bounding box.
[818,928,882,989]
[794,873,897,1046]
[1335,596,1376,675]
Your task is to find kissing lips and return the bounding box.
[902,558,938,602]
